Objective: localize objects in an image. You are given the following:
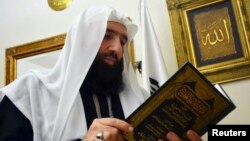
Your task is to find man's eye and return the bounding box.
[120,37,128,47]
[120,39,126,47]
[104,33,113,40]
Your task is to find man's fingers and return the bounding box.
[94,118,133,133]
[186,130,202,141]
[167,131,182,141]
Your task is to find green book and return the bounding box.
[124,62,236,141]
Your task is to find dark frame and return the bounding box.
[167,0,250,84]
[188,0,244,67]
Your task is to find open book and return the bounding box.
[124,62,236,141]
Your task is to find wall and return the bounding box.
[0,0,176,85]
[0,0,249,140]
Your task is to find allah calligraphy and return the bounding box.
[194,7,237,62]
[201,19,230,46]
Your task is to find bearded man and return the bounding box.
[0,5,202,141]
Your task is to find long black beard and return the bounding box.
[82,57,124,96]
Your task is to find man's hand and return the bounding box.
[83,118,133,141]
[83,118,202,141]
[158,130,202,141]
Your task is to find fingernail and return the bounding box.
[129,126,134,132]
[187,130,193,134]
[167,131,174,138]
[187,130,195,137]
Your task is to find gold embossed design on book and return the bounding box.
[176,86,210,116]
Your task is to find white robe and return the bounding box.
[0,5,149,141]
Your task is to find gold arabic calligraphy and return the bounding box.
[194,7,237,61]
[201,19,230,46]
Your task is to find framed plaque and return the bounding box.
[167,0,250,83]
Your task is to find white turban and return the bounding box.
[0,5,149,141]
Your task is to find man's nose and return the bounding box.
[109,37,122,51]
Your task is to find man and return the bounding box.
[0,5,202,141]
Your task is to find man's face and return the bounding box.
[97,21,128,68]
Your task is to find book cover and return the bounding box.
[123,62,236,141]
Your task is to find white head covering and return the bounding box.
[0,5,149,141]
